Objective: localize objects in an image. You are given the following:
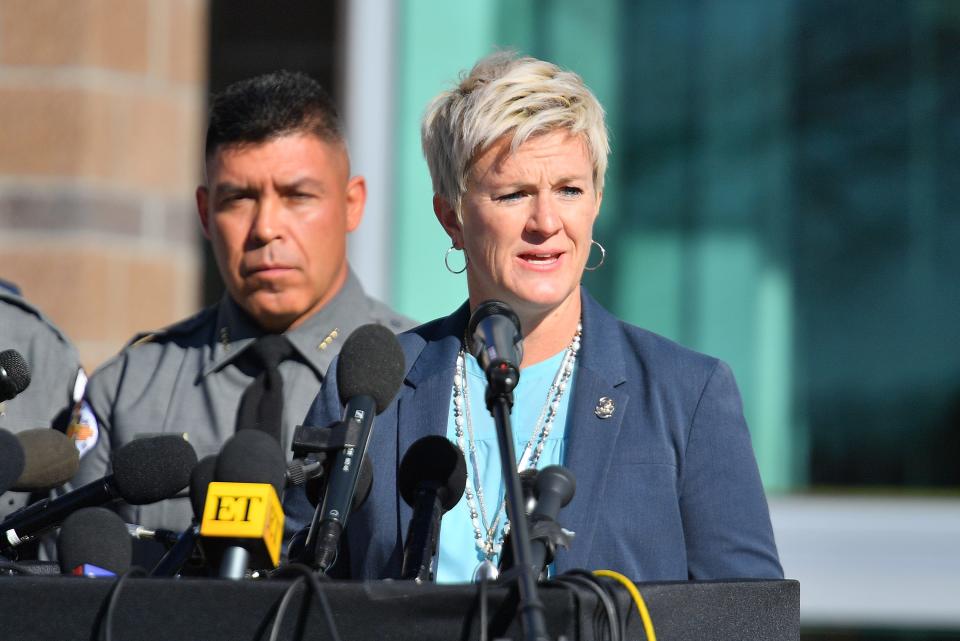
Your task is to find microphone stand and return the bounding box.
[486,363,550,641]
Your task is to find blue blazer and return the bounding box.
[296,289,783,581]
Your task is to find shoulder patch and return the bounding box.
[67,400,99,458]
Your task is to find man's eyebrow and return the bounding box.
[213,182,254,195]
[278,177,327,192]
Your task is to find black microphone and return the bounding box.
[0,435,197,553]
[519,468,539,515]
[399,436,466,582]
[200,430,287,579]
[189,455,218,521]
[0,349,30,403]
[527,465,576,578]
[149,454,217,578]
[12,428,80,491]
[300,324,405,572]
[496,468,540,574]
[0,429,26,495]
[469,301,548,640]
[303,455,373,510]
[468,300,523,407]
[214,430,287,491]
[286,456,374,563]
[58,507,132,577]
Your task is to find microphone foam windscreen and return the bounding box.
[336,324,405,413]
[111,435,198,505]
[0,349,31,398]
[0,428,26,495]
[214,430,286,495]
[467,300,521,338]
[57,507,132,575]
[12,428,80,491]
[304,454,373,511]
[467,300,523,363]
[398,436,467,512]
[189,455,217,520]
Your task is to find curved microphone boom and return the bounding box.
[299,324,405,572]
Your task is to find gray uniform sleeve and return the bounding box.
[0,294,85,521]
[0,298,82,432]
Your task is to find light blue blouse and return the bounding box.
[436,349,577,584]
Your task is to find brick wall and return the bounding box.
[0,0,208,370]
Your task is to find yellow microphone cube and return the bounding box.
[200,482,284,568]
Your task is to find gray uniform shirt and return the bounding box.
[73,270,414,532]
[0,287,84,520]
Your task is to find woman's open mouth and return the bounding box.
[518,252,562,266]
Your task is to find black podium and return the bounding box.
[0,576,798,641]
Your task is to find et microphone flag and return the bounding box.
[200,482,284,569]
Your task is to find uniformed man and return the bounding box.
[0,280,85,521]
[72,71,415,536]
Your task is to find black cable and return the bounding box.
[564,569,629,641]
[269,576,306,641]
[271,563,343,641]
[567,568,630,639]
[551,572,621,641]
[553,574,619,641]
[102,566,147,641]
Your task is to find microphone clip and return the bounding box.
[483,360,519,412]
[527,518,574,569]
[291,421,364,459]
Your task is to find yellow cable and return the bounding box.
[592,569,657,641]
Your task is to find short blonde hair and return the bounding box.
[421,52,609,216]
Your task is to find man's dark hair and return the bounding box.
[204,70,343,159]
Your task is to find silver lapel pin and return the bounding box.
[595,396,615,419]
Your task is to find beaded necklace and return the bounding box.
[452,322,582,578]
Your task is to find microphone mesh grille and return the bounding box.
[0,349,31,397]
[57,507,132,575]
[336,324,405,413]
[112,435,198,505]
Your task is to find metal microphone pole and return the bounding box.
[487,364,550,641]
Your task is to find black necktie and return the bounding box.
[236,334,297,442]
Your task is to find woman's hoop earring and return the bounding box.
[444,245,468,274]
[585,239,606,271]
